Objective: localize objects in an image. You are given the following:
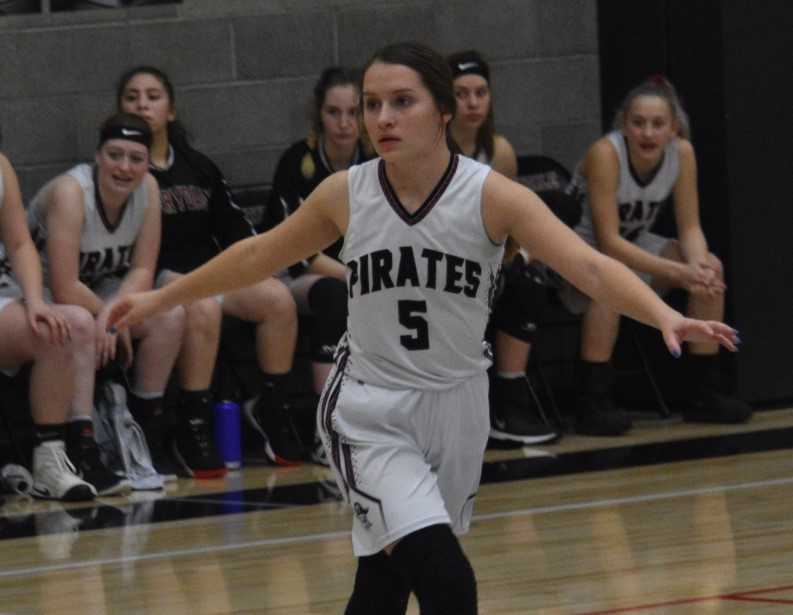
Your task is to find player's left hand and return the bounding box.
[661,315,739,357]
[26,299,71,346]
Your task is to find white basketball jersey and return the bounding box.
[340,154,504,390]
[28,163,149,288]
[571,131,680,245]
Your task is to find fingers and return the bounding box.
[710,322,739,351]
[662,329,682,358]
[50,313,71,346]
[95,329,116,368]
[30,312,68,346]
[686,321,739,352]
[108,332,117,364]
[28,315,42,338]
[106,301,131,333]
[688,279,726,298]
[718,334,737,352]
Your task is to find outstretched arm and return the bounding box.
[482,171,738,357]
[108,171,348,331]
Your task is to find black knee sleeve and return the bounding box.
[307,277,348,362]
[345,552,410,615]
[492,255,548,343]
[390,524,478,615]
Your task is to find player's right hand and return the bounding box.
[106,290,162,333]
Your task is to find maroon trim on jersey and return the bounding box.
[342,443,355,488]
[378,153,459,226]
[624,136,666,188]
[93,166,129,234]
[319,336,350,494]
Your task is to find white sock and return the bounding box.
[496,372,524,380]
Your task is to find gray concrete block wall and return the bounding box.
[0,0,601,199]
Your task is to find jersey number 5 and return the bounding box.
[398,300,429,350]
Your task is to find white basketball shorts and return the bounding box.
[317,362,490,556]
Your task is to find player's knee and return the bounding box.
[492,260,548,343]
[261,281,297,324]
[186,297,222,334]
[390,524,477,615]
[155,305,186,338]
[61,305,95,347]
[707,252,724,278]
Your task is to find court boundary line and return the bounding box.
[2,475,793,580]
[578,584,793,613]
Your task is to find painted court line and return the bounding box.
[474,475,793,521]
[1,475,792,580]
[578,584,793,613]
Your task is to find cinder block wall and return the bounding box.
[0,0,600,200]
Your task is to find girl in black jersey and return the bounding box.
[268,66,371,464]
[447,50,558,447]
[269,66,371,261]
[117,66,303,468]
[109,43,741,615]
[0,151,96,502]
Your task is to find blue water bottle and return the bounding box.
[214,400,242,470]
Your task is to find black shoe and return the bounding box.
[243,396,304,466]
[67,424,131,496]
[575,394,633,436]
[172,406,227,480]
[489,377,560,446]
[681,388,753,424]
[139,413,179,482]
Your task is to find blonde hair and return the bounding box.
[613,75,690,139]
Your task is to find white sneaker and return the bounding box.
[32,441,96,502]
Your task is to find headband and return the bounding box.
[98,123,152,149]
[450,58,490,82]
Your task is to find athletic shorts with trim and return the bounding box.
[317,362,490,557]
[558,231,670,314]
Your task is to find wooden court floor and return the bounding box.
[1,407,793,614]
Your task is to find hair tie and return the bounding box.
[649,73,669,87]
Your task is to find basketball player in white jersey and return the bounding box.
[0,151,96,501]
[561,75,751,436]
[107,44,740,614]
[28,113,185,486]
